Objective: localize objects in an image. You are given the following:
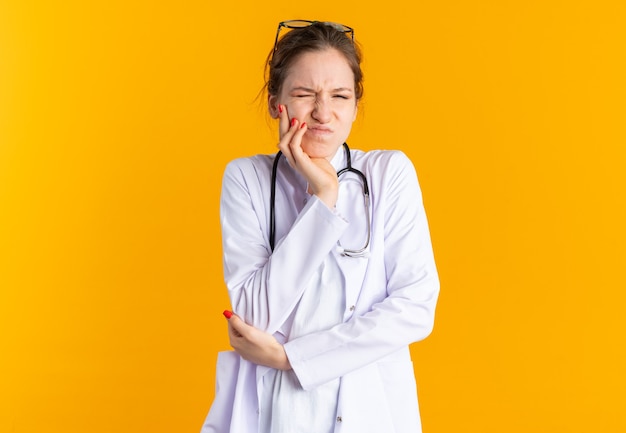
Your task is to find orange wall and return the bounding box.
[1,1,625,432]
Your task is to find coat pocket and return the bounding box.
[377,356,421,433]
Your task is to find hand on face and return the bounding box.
[277,104,339,208]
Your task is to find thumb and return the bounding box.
[225,312,248,336]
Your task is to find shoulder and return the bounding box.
[353,149,417,177]
[223,153,276,182]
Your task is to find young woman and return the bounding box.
[202,20,439,433]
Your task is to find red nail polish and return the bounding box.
[223,310,233,319]
[291,118,297,127]
[300,122,307,129]
[278,104,283,114]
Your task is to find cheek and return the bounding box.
[285,101,310,118]
[340,106,358,123]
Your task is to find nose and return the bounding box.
[311,97,332,123]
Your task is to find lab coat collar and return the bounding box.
[329,144,347,172]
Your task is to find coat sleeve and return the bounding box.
[220,157,349,333]
[283,151,440,390]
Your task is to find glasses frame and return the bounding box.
[273,20,355,52]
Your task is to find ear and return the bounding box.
[352,102,358,122]
[268,94,279,119]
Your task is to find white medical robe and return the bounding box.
[201,147,439,433]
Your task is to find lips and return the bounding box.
[307,126,333,134]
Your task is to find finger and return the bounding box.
[226,318,241,338]
[228,313,251,338]
[278,118,301,167]
[287,122,309,166]
[278,104,290,140]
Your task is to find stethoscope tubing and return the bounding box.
[269,142,370,254]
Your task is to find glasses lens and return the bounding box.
[281,20,316,29]
[326,23,352,33]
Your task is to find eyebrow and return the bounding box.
[290,86,354,93]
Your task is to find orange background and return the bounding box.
[1,1,625,432]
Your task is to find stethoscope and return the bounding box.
[269,142,371,257]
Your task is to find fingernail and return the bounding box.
[278,104,283,114]
[291,118,297,127]
[223,310,233,319]
[300,122,307,129]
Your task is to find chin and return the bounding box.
[302,140,343,160]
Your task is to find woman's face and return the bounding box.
[271,48,358,160]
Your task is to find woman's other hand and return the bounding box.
[277,105,338,208]
[224,311,291,371]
